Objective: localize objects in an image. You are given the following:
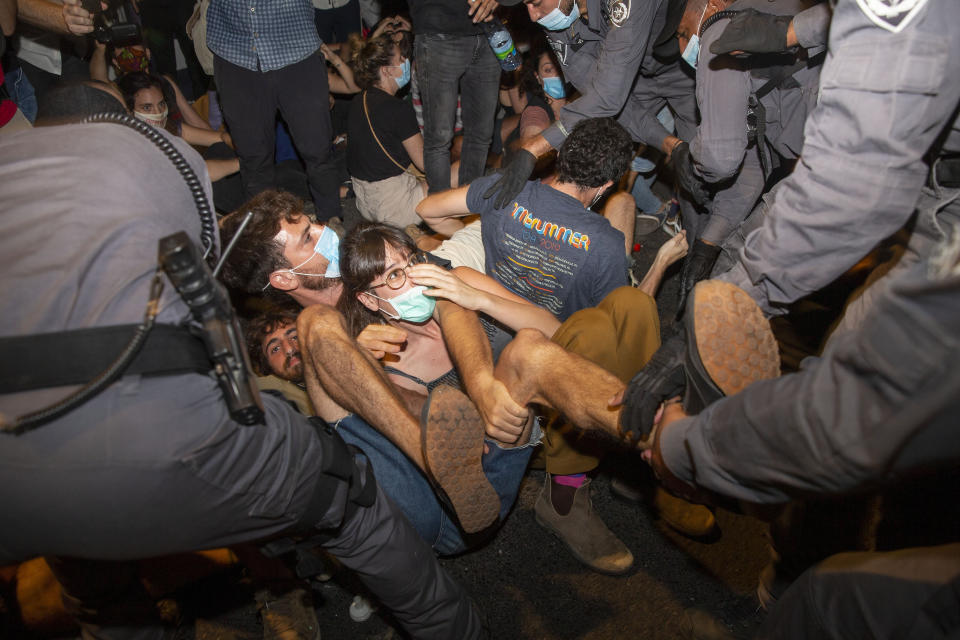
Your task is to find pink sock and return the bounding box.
[552,473,587,488]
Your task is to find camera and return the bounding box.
[81,0,141,46]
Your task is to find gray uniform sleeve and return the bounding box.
[793,2,832,49]
[541,1,659,150]
[659,267,960,504]
[721,0,960,316]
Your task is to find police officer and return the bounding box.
[710,0,960,324]
[486,0,700,230]
[672,0,824,299]
[622,0,960,441]
[620,0,960,622]
[0,107,483,638]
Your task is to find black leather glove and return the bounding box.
[709,9,793,55]
[483,148,537,210]
[670,142,710,207]
[619,333,687,443]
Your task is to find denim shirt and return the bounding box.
[206,0,321,72]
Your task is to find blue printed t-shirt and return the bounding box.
[466,174,627,321]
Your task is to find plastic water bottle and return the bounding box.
[482,19,521,71]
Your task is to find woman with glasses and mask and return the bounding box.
[347,34,431,228]
[334,221,554,553]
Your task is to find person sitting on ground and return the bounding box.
[216,192,661,557]
[115,71,241,206]
[501,46,567,166]
[417,116,712,570]
[89,39,212,131]
[347,34,432,228]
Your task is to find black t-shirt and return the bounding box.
[347,88,421,182]
[408,0,482,36]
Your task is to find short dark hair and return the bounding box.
[556,117,633,189]
[337,221,417,337]
[218,190,305,302]
[243,304,301,375]
[35,80,127,124]
[350,35,397,90]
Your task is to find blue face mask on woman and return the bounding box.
[393,58,411,90]
[369,285,436,322]
[537,1,580,31]
[541,76,566,99]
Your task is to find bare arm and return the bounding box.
[181,123,229,148]
[163,74,211,130]
[321,43,360,94]
[19,0,69,33]
[637,231,688,297]
[401,132,424,172]
[1,0,17,36]
[435,299,529,442]
[409,264,561,337]
[89,40,109,82]
[416,185,472,235]
[205,156,239,181]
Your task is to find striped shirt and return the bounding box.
[206,0,321,72]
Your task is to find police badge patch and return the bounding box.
[606,0,630,27]
[855,0,930,33]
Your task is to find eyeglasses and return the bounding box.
[368,252,429,291]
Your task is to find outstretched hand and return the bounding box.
[482,149,537,210]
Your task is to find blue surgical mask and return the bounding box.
[289,225,340,278]
[369,285,436,323]
[537,1,579,31]
[541,76,566,99]
[681,35,700,69]
[394,58,411,90]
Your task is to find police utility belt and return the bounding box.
[932,154,960,190]
[0,324,211,393]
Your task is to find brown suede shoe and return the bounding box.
[421,385,500,534]
[534,474,634,575]
[254,584,320,640]
[653,487,718,539]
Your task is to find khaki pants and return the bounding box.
[352,171,427,228]
[545,287,661,475]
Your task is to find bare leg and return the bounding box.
[602,191,636,256]
[297,305,426,470]
[495,328,625,439]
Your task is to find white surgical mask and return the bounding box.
[134,106,168,130]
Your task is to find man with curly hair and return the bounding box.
[416,116,715,574]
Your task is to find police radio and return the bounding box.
[159,232,265,426]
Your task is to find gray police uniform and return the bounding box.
[691,0,822,247]
[539,0,698,154]
[659,1,960,634]
[717,0,960,320]
[662,223,960,638]
[0,124,482,639]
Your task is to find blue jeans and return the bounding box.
[335,414,540,555]
[4,67,37,123]
[414,33,501,192]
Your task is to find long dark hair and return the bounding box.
[337,222,418,337]
[115,71,180,135]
